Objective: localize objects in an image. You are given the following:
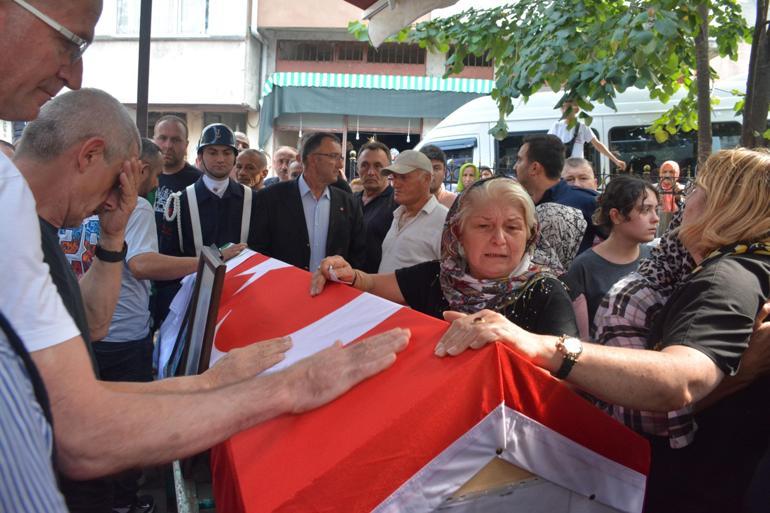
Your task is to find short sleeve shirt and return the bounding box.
[651,253,770,375]
[0,154,79,352]
[154,164,201,223]
[562,246,652,336]
[548,121,595,158]
[378,196,448,274]
[106,197,157,342]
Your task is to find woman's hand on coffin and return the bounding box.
[435,310,543,362]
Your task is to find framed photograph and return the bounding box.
[175,245,226,376]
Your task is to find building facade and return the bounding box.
[80,0,494,173]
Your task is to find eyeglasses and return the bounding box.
[12,0,90,63]
[312,152,345,161]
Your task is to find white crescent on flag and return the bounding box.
[171,250,649,512]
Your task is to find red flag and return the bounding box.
[209,251,649,513]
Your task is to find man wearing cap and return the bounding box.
[378,150,448,273]
[157,123,253,322]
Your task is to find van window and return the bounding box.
[608,122,741,182]
[495,131,548,178]
[430,139,477,186]
[495,130,602,179]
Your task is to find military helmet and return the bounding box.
[197,123,238,155]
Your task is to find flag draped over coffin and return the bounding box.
[197,250,649,513]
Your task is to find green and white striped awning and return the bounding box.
[257,72,491,147]
[260,72,493,105]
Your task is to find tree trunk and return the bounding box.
[695,2,713,167]
[742,0,770,148]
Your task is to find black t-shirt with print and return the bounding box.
[154,163,201,243]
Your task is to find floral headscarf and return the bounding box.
[439,177,553,313]
[455,163,480,193]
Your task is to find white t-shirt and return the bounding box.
[0,153,79,352]
[548,121,595,158]
[108,197,157,341]
[378,195,448,274]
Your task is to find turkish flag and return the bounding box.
[207,251,649,513]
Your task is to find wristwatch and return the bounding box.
[95,241,128,263]
[552,335,583,379]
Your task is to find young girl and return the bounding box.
[562,174,659,337]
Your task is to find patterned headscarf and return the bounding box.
[439,177,552,313]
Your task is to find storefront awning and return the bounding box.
[258,72,493,147]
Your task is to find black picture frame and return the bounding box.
[175,245,227,376]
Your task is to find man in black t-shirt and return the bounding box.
[354,141,396,273]
[152,115,201,234]
[152,115,201,325]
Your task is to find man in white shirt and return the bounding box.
[548,100,626,171]
[378,150,449,273]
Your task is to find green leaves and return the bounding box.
[347,0,750,140]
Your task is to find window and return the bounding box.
[430,139,478,185]
[448,47,492,68]
[494,131,548,178]
[115,0,244,36]
[278,41,334,62]
[148,112,187,140]
[338,43,366,61]
[116,0,140,35]
[367,43,425,65]
[608,122,742,181]
[203,112,248,134]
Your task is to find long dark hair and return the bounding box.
[593,175,658,237]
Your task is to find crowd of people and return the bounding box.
[1,2,769,513]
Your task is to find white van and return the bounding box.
[416,78,749,186]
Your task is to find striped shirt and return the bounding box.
[0,336,67,512]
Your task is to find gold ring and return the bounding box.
[472,316,485,324]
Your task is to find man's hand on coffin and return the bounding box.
[286,328,410,413]
[221,243,247,262]
[204,336,292,388]
[310,255,356,296]
[435,310,542,362]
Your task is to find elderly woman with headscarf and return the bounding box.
[434,148,770,513]
[311,177,578,337]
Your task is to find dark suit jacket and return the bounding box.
[250,179,367,271]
